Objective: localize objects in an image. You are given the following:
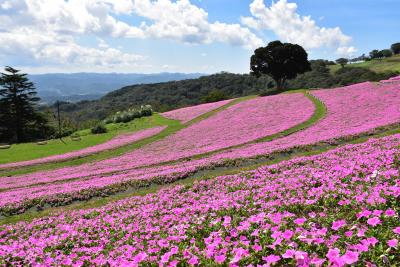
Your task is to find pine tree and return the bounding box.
[0,66,46,143]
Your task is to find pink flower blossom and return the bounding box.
[332,219,346,230]
[341,250,359,265]
[282,249,296,259]
[188,256,199,265]
[263,255,280,265]
[282,230,294,240]
[387,239,398,248]
[367,217,381,226]
[394,227,400,235]
[385,209,396,217]
[214,254,226,264]
[294,218,307,225]
[326,248,341,262]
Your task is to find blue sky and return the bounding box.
[0,0,399,74]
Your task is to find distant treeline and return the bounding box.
[55,63,397,127]
[53,73,273,126]
[288,60,397,89]
[335,42,400,67]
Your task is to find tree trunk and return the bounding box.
[275,78,286,91]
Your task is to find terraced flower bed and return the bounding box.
[1,133,399,266]
[204,82,400,160]
[161,99,233,123]
[0,127,167,170]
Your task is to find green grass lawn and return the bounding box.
[0,114,169,165]
[329,54,400,74]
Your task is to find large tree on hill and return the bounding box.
[336,58,349,68]
[0,66,50,143]
[391,43,400,55]
[250,41,311,91]
[380,49,393,58]
[369,49,383,59]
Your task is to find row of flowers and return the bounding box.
[161,99,233,123]
[380,75,400,84]
[1,132,399,266]
[0,126,166,170]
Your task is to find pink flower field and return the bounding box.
[0,126,167,170]
[0,93,313,193]
[1,133,399,266]
[161,99,233,123]
[1,82,400,213]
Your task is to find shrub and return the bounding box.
[91,124,107,134]
[140,105,153,117]
[104,105,153,124]
[391,42,400,55]
[201,90,227,103]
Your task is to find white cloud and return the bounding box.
[336,46,358,57]
[0,0,146,69]
[0,0,264,71]
[132,0,262,49]
[241,0,356,56]
[0,28,145,67]
[0,0,262,48]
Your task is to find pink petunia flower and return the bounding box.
[253,244,262,252]
[263,255,281,265]
[332,219,346,230]
[326,248,341,262]
[214,254,226,264]
[310,257,325,266]
[394,227,400,234]
[282,230,294,240]
[388,239,398,248]
[188,256,199,265]
[294,218,307,225]
[385,209,396,217]
[341,250,359,265]
[367,217,381,226]
[345,230,353,237]
[282,249,295,259]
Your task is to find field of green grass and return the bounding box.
[329,54,400,73]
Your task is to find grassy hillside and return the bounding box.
[0,115,168,164]
[329,54,400,73]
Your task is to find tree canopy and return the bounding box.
[0,66,53,143]
[250,41,311,90]
[336,58,349,68]
[391,43,400,55]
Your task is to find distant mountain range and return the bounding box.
[29,72,204,104]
